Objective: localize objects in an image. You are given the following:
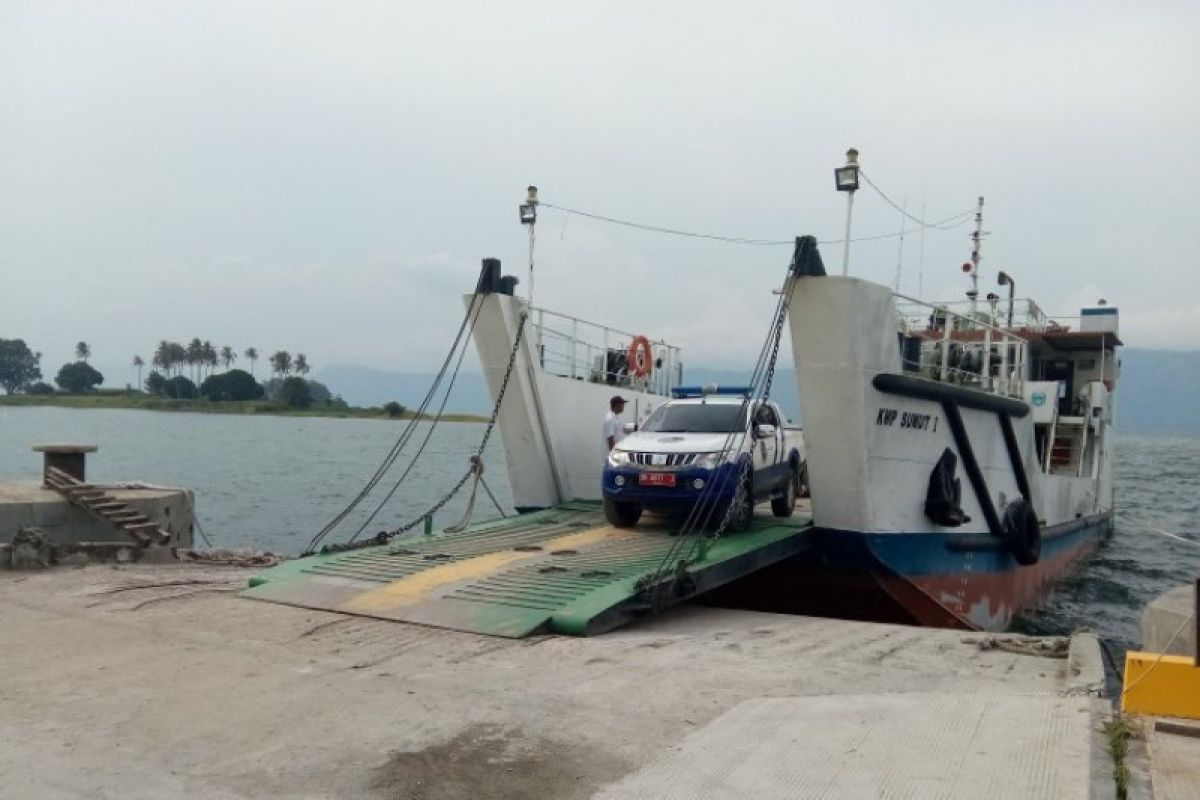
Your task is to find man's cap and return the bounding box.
[611,395,627,405]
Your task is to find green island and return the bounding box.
[0,390,489,422]
[0,337,488,423]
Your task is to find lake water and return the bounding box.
[0,406,514,557]
[2,406,1197,658]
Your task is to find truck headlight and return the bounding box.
[608,450,631,467]
[695,452,722,469]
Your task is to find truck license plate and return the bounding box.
[639,472,676,487]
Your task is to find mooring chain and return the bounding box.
[642,268,797,607]
[318,312,529,555]
[474,311,528,457]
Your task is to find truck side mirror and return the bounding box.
[754,424,776,439]
[623,422,636,434]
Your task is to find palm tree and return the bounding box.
[220,345,236,371]
[152,341,170,375]
[132,355,144,389]
[202,340,218,379]
[75,341,91,363]
[168,342,187,376]
[186,338,204,383]
[294,353,311,376]
[270,350,292,377]
[244,347,258,377]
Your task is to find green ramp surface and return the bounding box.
[244,502,813,638]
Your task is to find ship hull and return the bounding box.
[706,512,1109,630]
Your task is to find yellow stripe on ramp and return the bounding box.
[340,525,638,614]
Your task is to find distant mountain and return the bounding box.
[312,364,490,414]
[314,348,1199,436]
[1112,349,1200,436]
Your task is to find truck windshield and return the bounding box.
[640,403,747,433]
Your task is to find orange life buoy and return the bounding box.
[628,336,653,378]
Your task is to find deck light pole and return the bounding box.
[834,148,860,276]
[519,185,539,308]
[986,292,1000,325]
[997,270,1015,328]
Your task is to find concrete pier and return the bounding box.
[0,482,193,565]
[1126,583,1200,800]
[0,563,1117,798]
[1142,583,1197,657]
[1,443,194,566]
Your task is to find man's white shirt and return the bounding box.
[604,410,625,447]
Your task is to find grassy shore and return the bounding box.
[0,392,489,423]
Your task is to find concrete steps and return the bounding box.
[43,467,171,547]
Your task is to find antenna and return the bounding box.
[892,195,907,293]
[966,196,985,314]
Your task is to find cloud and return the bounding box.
[1120,306,1200,350]
[1,0,1198,383]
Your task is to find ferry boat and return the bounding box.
[766,225,1119,630]
[471,184,1117,632]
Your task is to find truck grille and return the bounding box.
[629,452,698,468]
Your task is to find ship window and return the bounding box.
[641,403,746,434]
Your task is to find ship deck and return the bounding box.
[244,501,816,637]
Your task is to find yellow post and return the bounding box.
[1121,650,1200,719]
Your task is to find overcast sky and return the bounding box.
[3,1,1198,384]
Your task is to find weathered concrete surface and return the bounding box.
[0,565,1109,799]
[598,693,1094,799]
[1142,584,1197,657]
[0,481,193,552]
[1148,720,1200,800]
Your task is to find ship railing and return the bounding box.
[893,293,1029,399]
[529,306,683,397]
[895,297,1053,333]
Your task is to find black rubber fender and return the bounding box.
[1002,499,1041,566]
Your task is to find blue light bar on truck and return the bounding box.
[671,384,753,399]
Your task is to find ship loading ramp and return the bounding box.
[243,502,814,638]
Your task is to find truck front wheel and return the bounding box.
[604,498,642,528]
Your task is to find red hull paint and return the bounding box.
[701,524,1104,632]
[880,537,1099,630]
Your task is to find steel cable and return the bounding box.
[346,296,486,541]
[638,240,804,604]
[304,293,483,554]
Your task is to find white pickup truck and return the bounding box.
[601,386,806,529]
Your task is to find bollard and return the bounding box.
[424,515,433,536]
[32,444,98,485]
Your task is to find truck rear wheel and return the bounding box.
[771,465,797,518]
[604,498,642,528]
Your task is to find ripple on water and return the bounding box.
[1014,433,1200,660]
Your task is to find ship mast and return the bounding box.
[966,196,985,314]
[519,185,539,308]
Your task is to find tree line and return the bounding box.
[145,339,309,383]
[0,337,320,407]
